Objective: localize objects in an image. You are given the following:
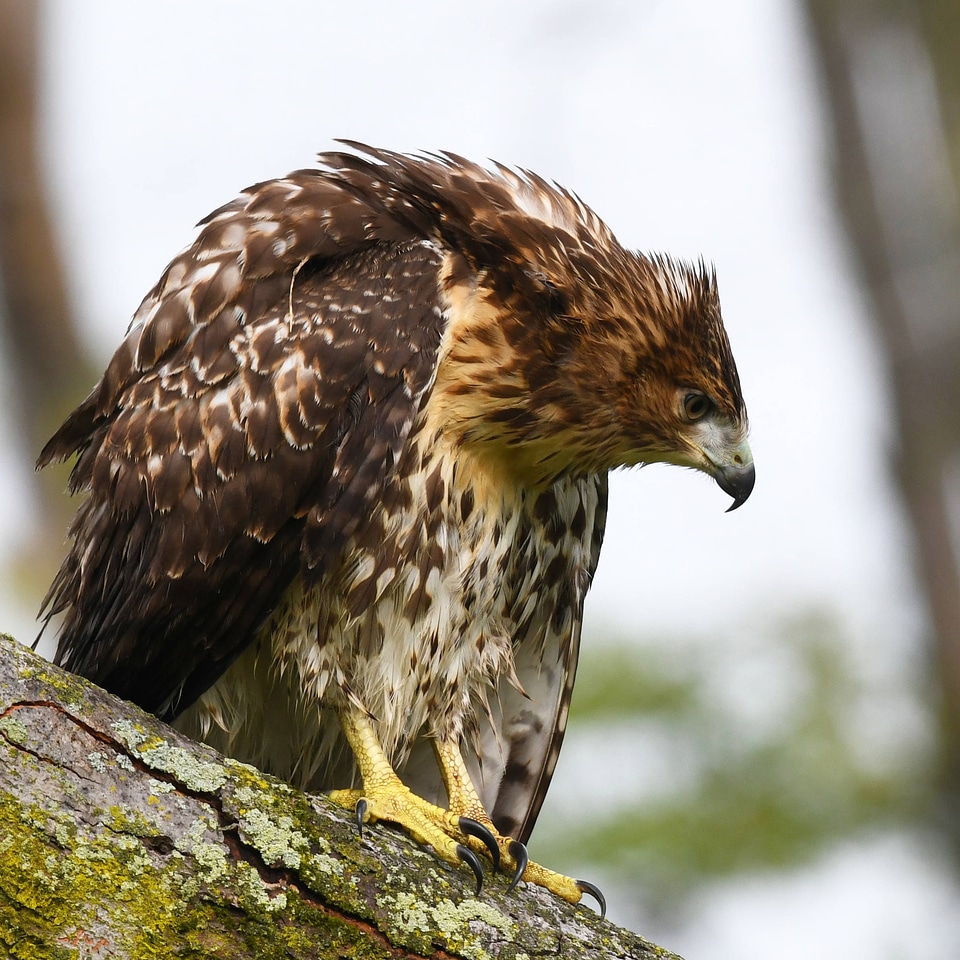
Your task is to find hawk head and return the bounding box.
[555,250,755,510]
[331,145,754,507]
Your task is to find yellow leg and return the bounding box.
[327,708,476,878]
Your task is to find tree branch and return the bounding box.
[0,633,677,959]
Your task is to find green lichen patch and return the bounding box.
[0,795,181,959]
[383,891,518,959]
[111,719,227,793]
[225,780,371,916]
[0,715,28,747]
[148,778,176,796]
[139,741,227,793]
[223,759,282,794]
[114,752,135,772]
[0,789,376,959]
[105,803,164,841]
[236,807,307,870]
[7,645,91,712]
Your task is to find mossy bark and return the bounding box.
[0,633,679,959]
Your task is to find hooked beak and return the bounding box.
[715,458,756,512]
[671,429,756,512]
[698,434,755,512]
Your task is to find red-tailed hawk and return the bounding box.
[39,143,753,912]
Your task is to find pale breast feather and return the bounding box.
[177,434,609,849]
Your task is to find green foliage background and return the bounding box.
[531,611,932,906]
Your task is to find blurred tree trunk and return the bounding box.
[804,0,960,845]
[0,0,95,599]
[0,0,89,443]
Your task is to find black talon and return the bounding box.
[458,817,501,872]
[456,843,484,895]
[355,798,368,840]
[506,839,528,893]
[575,878,607,919]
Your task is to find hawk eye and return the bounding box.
[683,392,712,421]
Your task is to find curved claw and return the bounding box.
[458,817,501,872]
[355,797,368,840]
[456,843,484,895]
[506,839,529,893]
[575,878,607,919]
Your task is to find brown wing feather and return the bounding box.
[504,474,608,844]
[39,171,445,719]
[475,475,608,843]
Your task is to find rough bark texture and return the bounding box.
[0,633,677,960]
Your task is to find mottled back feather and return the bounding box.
[41,240,446,717]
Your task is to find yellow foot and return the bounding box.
[452,810,605,914]
[328,782,494,893]
[328,785,605,915]
[430,739,606,916]
[330,709,605,914]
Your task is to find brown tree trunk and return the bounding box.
[0,633,673,959]
[804,0,960,840]
[0,0,91,444]
[0,0,97,606]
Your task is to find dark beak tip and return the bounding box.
[719,461,755,513]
